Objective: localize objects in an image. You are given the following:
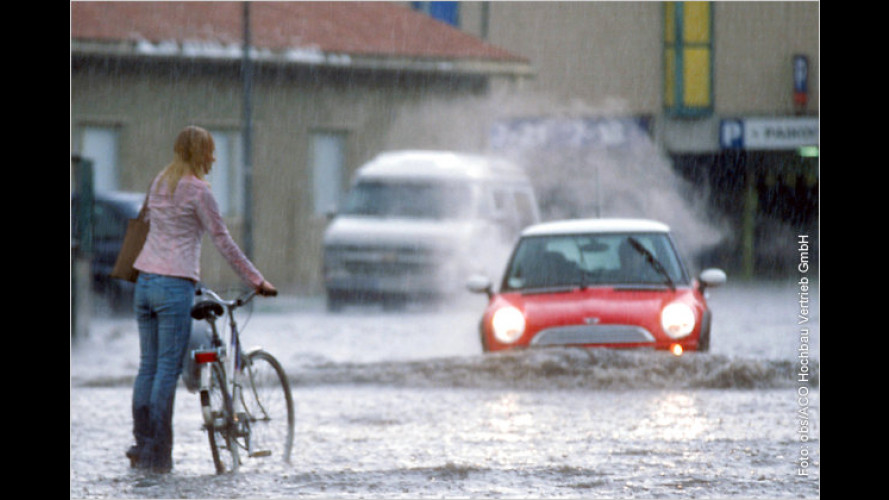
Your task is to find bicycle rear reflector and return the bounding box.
[193,350,219,364]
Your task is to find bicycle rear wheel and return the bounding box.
[205,363,240,474]
[241,350,295,464]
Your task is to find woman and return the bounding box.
[127,125,276,473]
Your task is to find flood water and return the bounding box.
[70,280,819,498]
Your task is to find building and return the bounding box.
[71,1,532,291]
[71,1,818,290]
[454,1,819,277]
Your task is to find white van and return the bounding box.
[322,150,540,310]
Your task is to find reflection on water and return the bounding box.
[71,385,818,498]
[636,392,711,442]
[487,393,535,436]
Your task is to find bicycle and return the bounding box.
[189,286,294,474]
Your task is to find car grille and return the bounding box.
[344,260,429,277]
[327,244,438,277]
[530,324,655,346]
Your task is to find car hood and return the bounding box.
[323,215,474,251]
[500,286,701,327]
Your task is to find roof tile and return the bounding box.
[71,1,527,63]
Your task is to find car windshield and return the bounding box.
[502,232,689,292]
[341,180,474,220]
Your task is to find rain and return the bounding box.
[71,2,819,498]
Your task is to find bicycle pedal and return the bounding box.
[249,450,272,458]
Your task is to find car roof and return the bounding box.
[521,218,671,236]
[357,150,528,182]
[96,191,145,204]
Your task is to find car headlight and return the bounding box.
[491,306,525,343]
[660,302,695,339]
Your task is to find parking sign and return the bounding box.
[719,119,744,149]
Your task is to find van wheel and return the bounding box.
[381,294,407,311]
[326,290,347,312]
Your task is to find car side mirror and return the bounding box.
[466,274,493,298]
[698,268,727,289]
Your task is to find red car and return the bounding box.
[468,219,726,355]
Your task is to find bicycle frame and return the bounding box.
[191,289,258,470]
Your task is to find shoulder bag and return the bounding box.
[109,189,150,283]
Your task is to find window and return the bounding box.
[664,2,713,117]
[504,233,687,291]
[206,130,243,217]
[80,126,120,192]
[310,131,347,216]
[491,188,511,220]
[92,201,129,240]
[342,180,473,220]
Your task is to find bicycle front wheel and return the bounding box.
[241,350,295,464]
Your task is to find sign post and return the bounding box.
[793,54,809,113]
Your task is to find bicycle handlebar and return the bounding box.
[196,286,274,310]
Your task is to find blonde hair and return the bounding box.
[157,126,215,194]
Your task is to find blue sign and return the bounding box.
[793,55,809,94]
[719,117,818,150]
[719,119,744,149]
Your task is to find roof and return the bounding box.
[70,1,532,76]
[522,219,671,237]
[357,150,529,181]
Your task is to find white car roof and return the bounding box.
[357,150,527,181]
[522,218,671,236]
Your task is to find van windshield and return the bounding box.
[341,180,474,220]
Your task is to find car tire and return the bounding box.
[478,320,490,353]
[698,311,712,352]
[326,290,347,312]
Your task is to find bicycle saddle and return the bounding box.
[191,300,224,320]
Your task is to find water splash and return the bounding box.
[384,90,728,264]
[292,347,817,391]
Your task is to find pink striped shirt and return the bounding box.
[134,174,264,288]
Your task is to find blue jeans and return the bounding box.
[131,273,195,471]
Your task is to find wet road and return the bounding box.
[71,280,819,498]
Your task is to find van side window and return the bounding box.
[491,189,510,218]
[514,191,537,230]
[93,202,125,240]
